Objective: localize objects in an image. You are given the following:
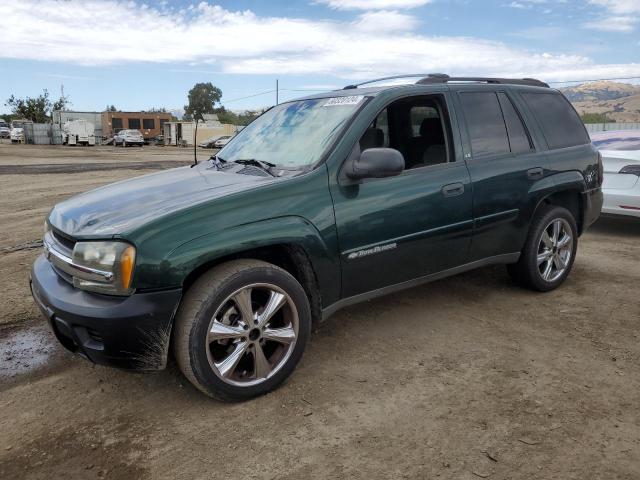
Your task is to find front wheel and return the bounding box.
[507,205,578,292]
[173,259,311,401]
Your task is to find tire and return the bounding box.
[173,259,311,401]
[507,205,578,292]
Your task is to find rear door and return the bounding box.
[330,93,474,298]
[454,88,549,260]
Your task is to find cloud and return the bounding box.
[584,15,637,31]
[589,0,640,14]
[315,0,431,10]
[1,1,640,83]
[585,0,639,32]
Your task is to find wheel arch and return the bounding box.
[182,243,323,323]
[168,216,338,323]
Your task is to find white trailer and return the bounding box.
[62,120,95,146]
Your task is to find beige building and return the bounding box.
[102,111,172,139]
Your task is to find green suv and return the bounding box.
[31,74,603,401]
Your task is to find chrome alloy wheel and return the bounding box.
[537,218,573,282]
[205,283,299,387]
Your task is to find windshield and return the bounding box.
[217,96,366,168]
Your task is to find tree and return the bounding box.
[5,89,70,122]
[213,106,263,126]
[184,83,222,164]
[106,105,118,112]
[580,112,615,124]
[184,82,222,122]
[52,92,71,112]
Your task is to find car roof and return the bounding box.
[293,78,552,103]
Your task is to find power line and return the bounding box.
[223,89,276,104]
[220,75,640,107]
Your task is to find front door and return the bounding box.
[330,94,474,298]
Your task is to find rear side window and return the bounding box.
[459,92,509,157]
[521,92,589,149]
[498,92,533,154]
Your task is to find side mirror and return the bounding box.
[346,148,405,181]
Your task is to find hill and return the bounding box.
[560,81,640,123]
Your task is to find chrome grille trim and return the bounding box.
[43,233,113,283]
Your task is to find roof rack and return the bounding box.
[343,73,549,90]
[343,73,449,90]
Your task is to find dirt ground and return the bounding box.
[0,142,639,480]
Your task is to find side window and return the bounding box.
[358,95,450,170]
[359,109,389,151]
[459,92,509,157]
[498,92,533,154]
[521,92,590,149]
[410,106,439,136]
[112,117,123,132]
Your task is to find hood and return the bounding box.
[49,163,274,237]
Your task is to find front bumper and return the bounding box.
[30,254,181,370]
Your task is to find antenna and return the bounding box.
[192,116,198,167]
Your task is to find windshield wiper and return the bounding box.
[232,159,277,176]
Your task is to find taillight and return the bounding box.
[619,164,640,176]
[597,152,604,187]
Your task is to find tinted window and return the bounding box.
[143,118,155,129]
[460,92,510,157]
[128,118,141,129]
[111,118,123,130]
[498,92,532,154]
[410,106,439,136]
[521,92,589,149]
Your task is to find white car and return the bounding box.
[10,127,25,143]
[214,135,233,148]
[591,130,640,218]
[0,126,10,139]
[114,129,144,147]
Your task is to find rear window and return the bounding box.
[521,92,589,149]
[459,92,510,157]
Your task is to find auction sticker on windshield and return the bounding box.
[323,96,364,107]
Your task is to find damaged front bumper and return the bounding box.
[30,254,181,371]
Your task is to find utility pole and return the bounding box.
[276,79,279,106]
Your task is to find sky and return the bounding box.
[1,0,639,115]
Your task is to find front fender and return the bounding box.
[158,216,340,307]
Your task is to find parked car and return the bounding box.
[213,135,232,148]
[114,129,144,147]
[199,135,225,148]
[10,127,24,143]
[591,130,640,217]
[31,74,602,401]
[0,126,10,139]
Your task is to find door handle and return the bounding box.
[441,182,465,197]
[527,167,544,180]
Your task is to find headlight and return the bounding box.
[72,241,136,296]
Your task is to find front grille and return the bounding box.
[51,228,76,253]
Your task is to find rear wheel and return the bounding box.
[507,205,577,292]
[173,259,311,401]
